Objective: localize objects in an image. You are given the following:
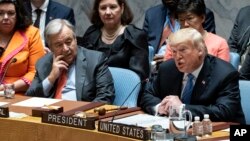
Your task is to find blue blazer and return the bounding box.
[143,4,215,53]
[140,55,245,124]
[24,0,75,26]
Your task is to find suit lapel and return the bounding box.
[192,56,213,101]
[75,47,86,100]
[155,7,167,52]
[45,1,55,25]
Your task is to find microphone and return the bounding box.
[111,78,152,122]
[0,58,17,84]
[98,78,153,140]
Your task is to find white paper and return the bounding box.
[9,112,28,118]
[220,128,230,132]
[0,102,9,106]
[113,114,169,129]
[0,91,4,96]
[12,97,62,107]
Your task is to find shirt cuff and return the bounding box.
[154,103,161,116]
[42,78,53,96]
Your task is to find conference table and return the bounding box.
[0,95,231,141]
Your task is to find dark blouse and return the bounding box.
[78,24,150,80]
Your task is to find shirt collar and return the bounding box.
[31,0,49,12]
[184,63,204,80]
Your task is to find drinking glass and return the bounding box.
[4,83,15,99]
[168,104,192,138]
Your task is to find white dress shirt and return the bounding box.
[31,0,49,45]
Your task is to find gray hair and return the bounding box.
[44,19,75,45]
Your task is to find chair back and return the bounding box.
[230,52,240,70]
[109,67,141,107]
[239,80,250,124]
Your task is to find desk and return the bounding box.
[0,95,231,141]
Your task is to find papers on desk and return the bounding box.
[0,102,9,106]
[0,91,4,96]
[113,114,169,129]
[12,97,62,107]
[221,128,230,132]
[9,112,28,118]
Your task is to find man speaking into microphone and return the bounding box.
[140,28,245,124]
[26,19,115,104]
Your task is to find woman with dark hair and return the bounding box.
[0,0,45,94]
[77,0,149,81]
[164,0,230,62]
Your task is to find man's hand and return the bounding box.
[158,95,183,115]
[48,55,69,84]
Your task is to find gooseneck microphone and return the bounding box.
[0,58,17,84]
[111,78,152,122]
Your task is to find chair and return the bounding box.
[109,67,141,107]
[230,52,240,70]
[239,80,250,124]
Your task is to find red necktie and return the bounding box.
[55,70,67,99]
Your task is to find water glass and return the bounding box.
[4,83,15,99]
[151,125,173,141]
[168,104,192,138]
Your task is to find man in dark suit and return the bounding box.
[140,28,245,124]
[228,6,250,80]
[144,0,215,65]
[228,6,250,60]
[26,19,115,104]
[24,0,75,50]
[25,0,75,26]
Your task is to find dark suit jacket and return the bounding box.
[26,47,115,104]
[24,0,75,26]
[143,4,216,53]
[228,6,250,56]
[140,55,245,124]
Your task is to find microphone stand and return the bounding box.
[0,58,17,84]
[111,78,150,122]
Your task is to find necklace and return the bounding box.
[102,25,123,42]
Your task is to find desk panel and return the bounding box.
[0,95,231,141]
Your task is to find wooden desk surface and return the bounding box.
[0,95,231,141]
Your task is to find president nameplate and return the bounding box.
[42,113,95,130]
[0,107,9,117]
[98,121,150,140]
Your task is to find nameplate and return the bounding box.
[42,113,95,130]
[98,121,150,140]
[32,106,63,117]
[0,107,9,117]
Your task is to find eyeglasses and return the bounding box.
[0,11,16,18]
[0,47,5,57]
